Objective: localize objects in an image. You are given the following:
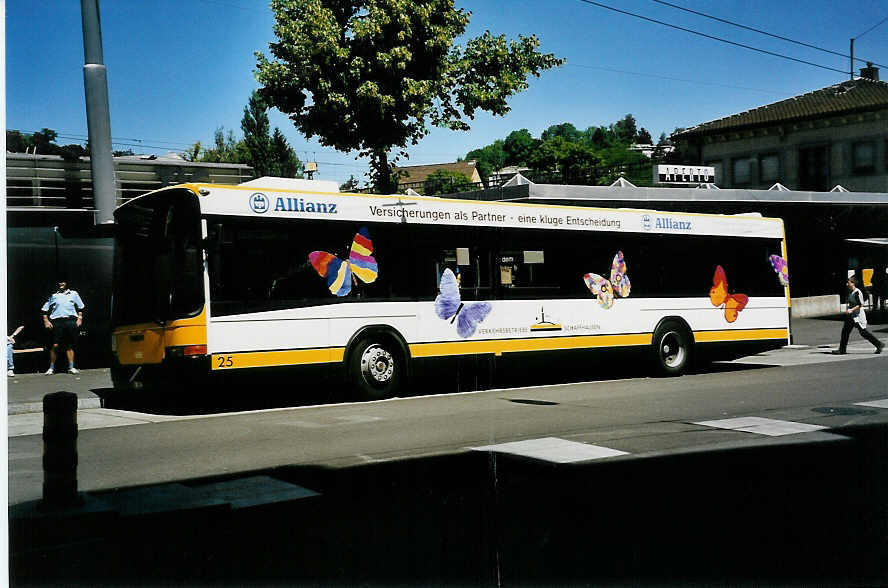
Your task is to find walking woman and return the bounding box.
[832,276,883,355]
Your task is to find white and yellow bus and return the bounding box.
[110,178,791,400]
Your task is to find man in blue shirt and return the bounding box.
[41,280,85,374]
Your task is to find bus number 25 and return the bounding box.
[216,355,234,369]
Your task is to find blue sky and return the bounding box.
[6,0,887,186]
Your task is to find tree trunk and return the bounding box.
[371,150,397,194]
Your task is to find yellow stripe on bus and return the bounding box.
[212,348,345,370]
[210,327,788,369]
[410,333,653,358]
[693,328,788,342]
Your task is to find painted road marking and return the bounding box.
[854,399,888,409]
[471,437,628,463]
[693,417,827,437]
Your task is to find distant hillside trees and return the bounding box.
[423,170,476,195]
[465,140,506,182]
[465,114,657,185]
[6,128,90,160]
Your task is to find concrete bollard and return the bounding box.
[41,391,82,509]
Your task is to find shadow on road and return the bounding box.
[94,351,773,416]
[11,423,888,586]
[94,349,778,416]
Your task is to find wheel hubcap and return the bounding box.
[360,344,394,384]
[660,331,686,368]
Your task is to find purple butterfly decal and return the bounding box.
[769,254,789,286]
[434,269,492,338]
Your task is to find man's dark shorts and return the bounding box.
[50,318,79,350]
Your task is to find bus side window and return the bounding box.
[433,246,491,301]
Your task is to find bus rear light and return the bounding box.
[184,344,208,356]
[165,344,208,359]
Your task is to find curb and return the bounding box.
[9,397,102,416]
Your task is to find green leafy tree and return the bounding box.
[199,127,243,163]
[465,139,506,183]
[526,139,558,172]
[635,127,652,145]
[340,175,363,192]
[423,169,476,195]
[270,128,303,177]
[241,91,275,176]
[28,128,59,153]
[613,114,637,145]
[56,144,89,160]
[182,141,202,162]
[651,132,670,160]
[183,93,302,176]
[6,128,91,160]
[255,0,563,193]
[584,126,618,149]
[529,136,599,176]
[540,123,581,143]
[503,129,537,166]
[6,130,29,153]
[658,129,685,163]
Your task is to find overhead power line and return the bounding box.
[578,0,850,75]
[651,0,885,69]
[854,14,888,40]
[566,63,789,95]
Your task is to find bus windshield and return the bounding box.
[112,188,204,326]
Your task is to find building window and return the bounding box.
[759,153,779,183]
[732,157,752,185]
[852,141,875,174]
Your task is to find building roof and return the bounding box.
[674,77,888,138]
[395,161,480,184]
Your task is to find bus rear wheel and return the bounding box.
[652,321,692,376]
[349,338,403,401]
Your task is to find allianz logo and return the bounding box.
[642,214,692,231]
[249,192,339,215]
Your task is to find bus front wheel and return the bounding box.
[349,338,403,400]
[652,321,692,376]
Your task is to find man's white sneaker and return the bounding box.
[6,370,13,377]
[68,367,80,375]
[45,367,55,375]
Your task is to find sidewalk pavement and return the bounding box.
[6,368,110,415]
[5,316,886,416]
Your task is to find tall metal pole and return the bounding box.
[81,0,117,225]
[850,38,854,80]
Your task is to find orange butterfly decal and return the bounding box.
[709,265,748,323]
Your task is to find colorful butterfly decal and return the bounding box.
[308,228,378,297]
[769,255,789,286]
[709,265,748,323]
[435,268,492,338]
[583,251,631,309]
